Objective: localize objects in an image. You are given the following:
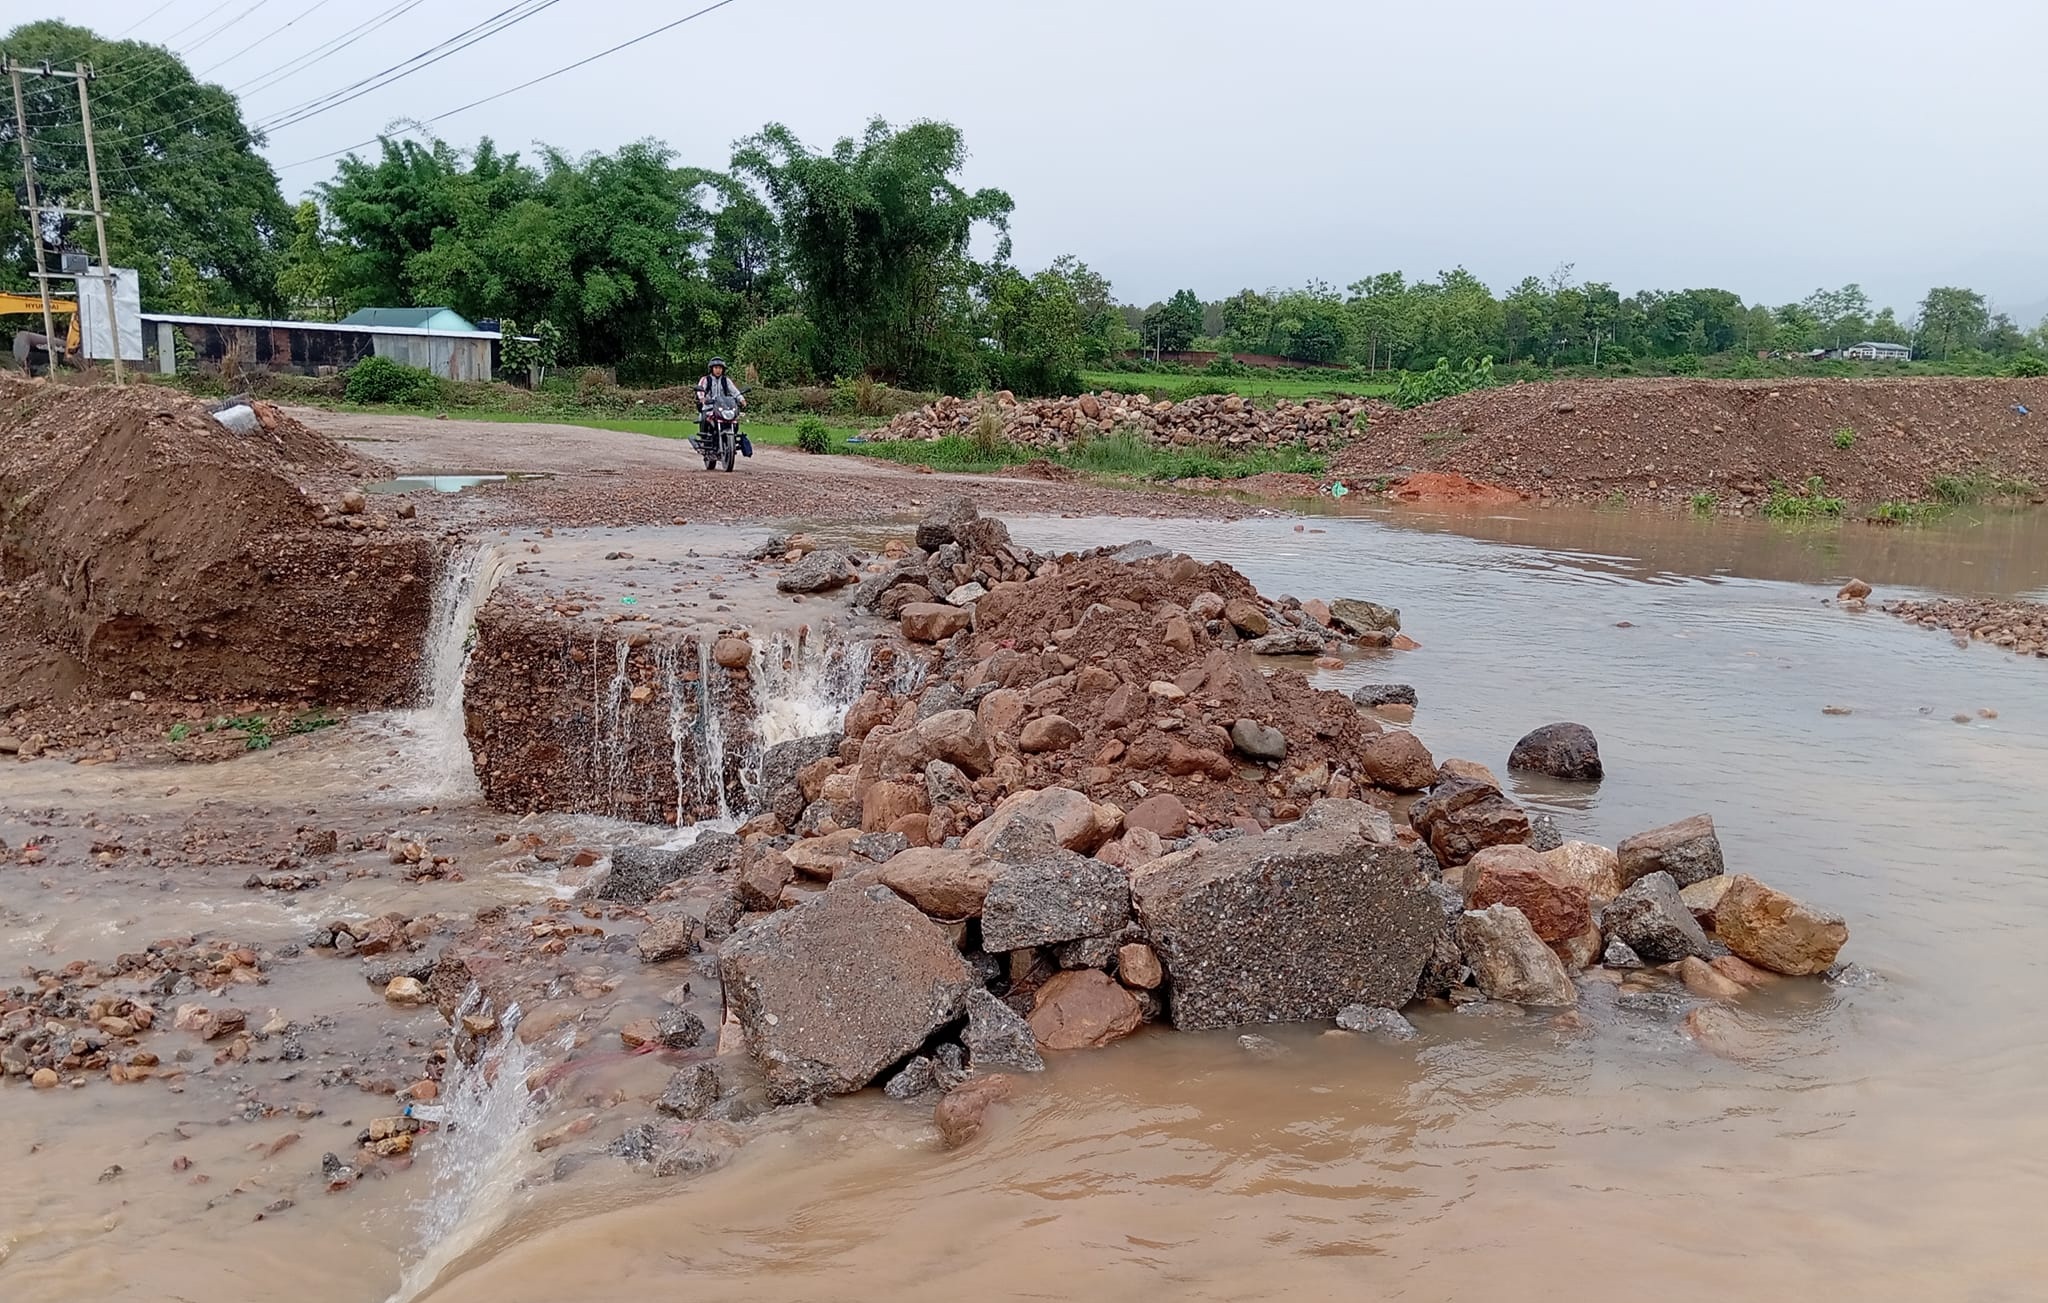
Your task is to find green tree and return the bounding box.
[1141,288,1203,353]
[275,201,343,320]
[733,117,1012,389]
[1219,288,1276,355]
[1,20,291,311]
[1915,286,1988,359]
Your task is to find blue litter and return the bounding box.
[621,596,638,605]
[847,435,868,445]
[2015,404,2030,416]
[1328,481,1350,498]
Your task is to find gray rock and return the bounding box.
[962,988,1045,1072]
[717,884,975,1102]
[980,853,1131,952]
[1052,934,1118,969]
[1508,722,1604,783]
[914,683,965,721]
[1108,540,1172,562]
[776,548,856,594]
[931,1041,970,1090]
[915,496,978,550]
[851,560,933,613]
[1328,598,1401,634]
[759,733,841,808]
[954,515,1011,557]
[1527,813,1564,853]
[1335,1005,1419,1040]
[851,831,908,864]
[924,759,974,808]
[883,1055,941,1100]
[1237,1033,1285,1059]
[359,952,436,986]
[1457,905,1578,1007]
[946,582,988,606]
[656,1063,724,1119]
[1415,879,1468,998]
[1617,814,1725,888]
[1602,871,1711,963]
[654,1008,707,1049]
[599,832,743,904]
[1245,628,1326,656]
[1228,718,1289,762]
[1350,683,1418,708]
[1130,798,1436,1031]
[981,814,1066,864]
[1602,939,1645,969]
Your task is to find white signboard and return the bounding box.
[76,266,143,362]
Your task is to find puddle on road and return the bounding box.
[369,473,553,494]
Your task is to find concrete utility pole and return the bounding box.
[73,61,120,383]
[6,60,60,360]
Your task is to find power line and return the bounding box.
[232,0,426,100]
[156,0,238,46]
[277,0,744,172]
[257,0,566,134]
[116,1,180,38]
[198,0,340,77]
[181,1,279,59]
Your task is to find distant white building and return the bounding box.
[1841,341,1911,361]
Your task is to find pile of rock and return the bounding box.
[863,390,1377,453]
[1881,594,2048,659]
[635,506,1856,1133]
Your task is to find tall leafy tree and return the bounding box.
[1141,288,1203,352]
[0,20,290,311]
[733,118,1012,389]
[1916,286,1988,358]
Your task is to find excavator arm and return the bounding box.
[1,292,83,354]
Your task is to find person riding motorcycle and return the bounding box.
[695,358,750,457]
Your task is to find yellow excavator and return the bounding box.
[2,291,82,373]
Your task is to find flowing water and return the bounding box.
[8,504,2048,1303]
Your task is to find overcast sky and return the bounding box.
[59,0,2048,321]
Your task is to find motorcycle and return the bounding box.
[696,398,744,472]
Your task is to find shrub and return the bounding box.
[2005,354,2048,377]
[1204,353,1246,376]
[343,356,443,406]
[1833,427,1856,450]
[1762,476,1846,519]
[1391,356,1497,409]
[1689,490,1717,514]
[1668,353,1703,376]
[794,415,831,455]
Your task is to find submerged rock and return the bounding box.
[1335,1005,1419,1040]
[1457,905,1578,1007]
[1329,599,1401,634]
[656,1063,724,1120]
[1602,871,1711,963]
[599,832,741,905]
[776,548,857,593]
[1617,814,1724,889]
[1359,729,1438,791]
[1465,844,1592,943]
[1026,969,1144,1050]
[1350,683,1417,708]
[1507,723,1604,782]
[934,1073,1014,1148]
[717,885,974,1103]
[1130,799,1435,1031]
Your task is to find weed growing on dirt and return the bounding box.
[969,407,1007,460]
[793,415,830,454]
[1762,476,1846,519]
[1930,469,2038,505]
[1689,490,1718,514]
[1833,427,1856,450]
[169,709,341,751]
[1868,501,1943,524]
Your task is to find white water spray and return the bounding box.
[591,639,633,814]
[397,545,505,801]
[739,627,874,807]
[385,992,551,1303]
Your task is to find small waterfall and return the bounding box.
[739,627,874,808]
[397,544,504,801]
[591,639,633,814]
[386,992,550,1303]
[657,642,734,826]
[693,639,733,822]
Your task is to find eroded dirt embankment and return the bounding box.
[1335,376,2048,507]
[1,378,442,745]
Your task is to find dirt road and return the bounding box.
[301,407,1247,527]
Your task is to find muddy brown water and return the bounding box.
[7,504,2048,1302]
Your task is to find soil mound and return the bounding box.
[1,377,436,708]
[1336,376,2048,507]
[1386,472,1524,505]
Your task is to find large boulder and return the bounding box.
[759,733,842,817]
[1602,871,1711,963]
[1507,722,1603,782]
[717,885,975,1102]
[980,853,1131,952]
[1617,814,1725,888]
[598,832,741,904]
[1228,718,1288,761]
[877,846,1001,918]
[964,787,1109,855]
[915,495,978,550]
[1408,772,1532,868]
[776,549,857,593]
[915,710,995,777]
[1711,875,1849,975]
[1465,844,1592,943]
[1027,969,1144,1050]
[1457,905,1578,1007]
[1222,597,1270,637]
[1130,799,1436,1030]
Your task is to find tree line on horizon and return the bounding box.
[5,20,2044,397]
